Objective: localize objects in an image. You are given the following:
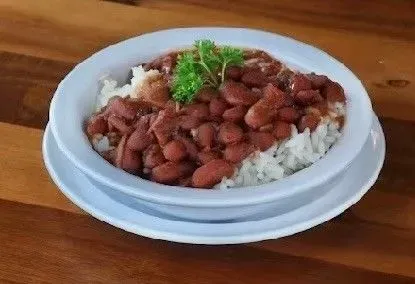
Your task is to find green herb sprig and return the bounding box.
[172,40,243,103]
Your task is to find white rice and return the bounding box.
[215,103,345,189]
[96,65,161,111]
[91,135,113,153]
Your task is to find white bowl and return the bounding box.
[49,27,372,221]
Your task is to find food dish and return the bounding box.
[49,28,373,220]
[85,41,346,189]
[43,113,385,244]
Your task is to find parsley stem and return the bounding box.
[199,61,218,87]
[221,61,228,83]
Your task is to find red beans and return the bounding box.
[298,114,321,132]
[322,81,346,103]
[272,121,291,140]
[178,115,201,130]
[143,144,165,169]
[248,132,275,151]
[140,78,170,108]
[224,142,257,163]
[197,150,221,165]
[196,87,219,102]
[163,140,187,162]
[86,115,107,136]
[209,98,228,117]
[192,159,234,188]
[108,115,133,135]
[219,81,258,106]
[225,66,243,81]
[176,136,199,161]
[259,123,274,132]
[182,103,210,119]
[263,84,286,109]
[277,107,301,123]
[115,135,142,174]
[150,109,177,145]
[194,123,215,149]
[104,97,138,120]
[127,116,154,151]
[307,73,328,89]
[244,99,273,129]
[87,49,347,189]
[218,122,244,144]
[222,106,247,123]
[295,90,323,106]
[241,69,268,88]
[152,161,194,184]
[290,74,312,94]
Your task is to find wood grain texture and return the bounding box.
[0,199,414,284]
[0,0,414,283]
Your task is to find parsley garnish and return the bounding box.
[172,40,244,103]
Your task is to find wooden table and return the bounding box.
[0,0,414,283]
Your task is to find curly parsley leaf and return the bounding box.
[219,46,244,82]
[172,53,204,104]
[172,40,244,103]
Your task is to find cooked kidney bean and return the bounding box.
[222,105,247,123]
[152,161,194,184]
[244,99,273,129]
[248,132,275,151]
[218,122,244,144]
[295,89,323,106]
[127,116,154,151]
[322,81,346,103]
[306,102,329,117]
[143,144,165,168]
[178,115,201,130]
[219,81,258,106]
[140,77,170,108]
[104,97,138,120]
[277,107,301,123]
[163,140,187,162]
[259,123,274,132]
[298,114,321,132]
[224,142,257,163]
[307,73,328,89]
[175,135,199,161]
[196,87,219,102]
[150,109,178,145]
[290,74,312,94]
[182,103,210,119]
[193,123,215,149]
[241,69,268,88]
[272,121,291,140]
[283,93,295,107]
[261,61,282,76]
[197,150,221,165]
[275,69,294,91]
[115,135,142,174]
[108,115,133,135]
[86,115,107,136]
[263,84,287,109]
[192,159,234,188]
[225,66,243,81]
[209,98,228,117]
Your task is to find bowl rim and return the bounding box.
[49,27,373,207]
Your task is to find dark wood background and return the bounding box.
[0,0,414,283]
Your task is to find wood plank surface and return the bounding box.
[0,0,414,283]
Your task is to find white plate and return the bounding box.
[42,115,385,244]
